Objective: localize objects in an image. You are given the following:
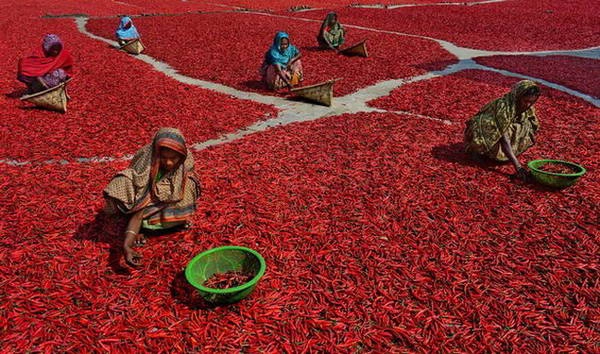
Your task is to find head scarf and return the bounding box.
[265,31,299,67]
[489,80,539,125]
[115,16,140,40]
[465,80,539,154]
[104,128,195,214]
[17,34,73,78]
[320,12,343,34]
[318,12,345,47]
[42,34,62,53]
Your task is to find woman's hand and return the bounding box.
[124,246,142,266]
[511,166,530,182]
[123,224,145,266]
[518,166,530,180]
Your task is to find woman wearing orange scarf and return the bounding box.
[104,128,201,266]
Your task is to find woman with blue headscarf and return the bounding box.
[261,32,303,90]
[115,16,140,46]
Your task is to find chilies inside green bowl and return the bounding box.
[185,246,266,305]
[527,159,586,189]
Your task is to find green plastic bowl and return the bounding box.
[185,246,266,305]
[528,159,586,189]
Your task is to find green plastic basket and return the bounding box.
[185,246,266,305]
[528,159,586,189]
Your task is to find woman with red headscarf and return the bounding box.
[17,34,73,94]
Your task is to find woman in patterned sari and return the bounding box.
[317,12,345,51]
[104,128,200,266]
[261,31,303,91]
[17,34,73,94]
[464,80,541,180]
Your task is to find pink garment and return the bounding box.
[262,60,303,90]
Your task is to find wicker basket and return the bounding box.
[340,40,368,58]
[120,39,145,55]
[291,80,337,106]
[20,79,71,113]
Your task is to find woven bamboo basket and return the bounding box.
[340,40,368,58]
[20,79,71,113]
[120,39,144,55]
[290,79,337,106]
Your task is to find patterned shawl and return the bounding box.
[465,80,539,154]
[320,12,344,39]
[115,16,140,40]
[104,128,195,214]
[265,31,299,67]
[18,34,74,78]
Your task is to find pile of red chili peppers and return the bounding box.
[204,271,254,289]
[1,0,597,352]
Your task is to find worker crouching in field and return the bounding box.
[261,31,303,91]
[103,128,200,266]
[464,80,541,181]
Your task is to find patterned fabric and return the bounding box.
[264,32,300,67]
[103,128,200,228]
[42,34,63,53]
[263,60,303,90]
[318,12,345,48]
[115,16,140,40]
[40,68,68,88]
[464,80,540,161]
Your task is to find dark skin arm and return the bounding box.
[274,64,293,89]
[320,30,339,52]
[275,53,301,90]
[288,53,302,66]
[37,77,49,89]
[500,134,528,180]
[283,54,302,90]
[326,39,339,52]
[123,209,146,266]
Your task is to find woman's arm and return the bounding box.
[320,31,339,52]
[325,37,339,52]
[500,134,527,180]
[288,53,302,66]
[274,64,292,88]
[123,209,145,265]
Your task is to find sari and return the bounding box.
[104,128,200,230]
[464,80,540,161]
[261,32,303,90]
[115,16,140,45]
[17,34,73,92]
[317,12,345,49]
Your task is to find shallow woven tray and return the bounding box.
[119,39,144,55]
[340,40,368,58]
[290,79,337,106]
[20,78,71,113]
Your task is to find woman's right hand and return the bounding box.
[124,247,142,266]
[514,166,530,182]
[123,230,144,266]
